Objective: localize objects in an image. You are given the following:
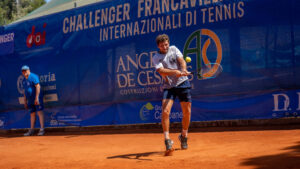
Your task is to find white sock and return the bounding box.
[40,128,44,131]
[182,130,188,137]
[164,131,170,140]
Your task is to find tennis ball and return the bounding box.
[185,57,192,63]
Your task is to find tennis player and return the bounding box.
[152,34,192,155]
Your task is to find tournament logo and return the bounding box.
[26,23,47,48]
[183,29,222,79]
[139,102,154,121]
[17,75,24,94]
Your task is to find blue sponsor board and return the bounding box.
[0,0,299,129]
[1,89,299,129]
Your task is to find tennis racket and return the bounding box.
[192,63,223,80]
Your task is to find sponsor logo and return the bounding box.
[0,33,14,44]
[139,102,183,121]
[50,119,58,126]
[272,92,300,117]
[0,32,15,55]
[140,102,154,121]
[17,75,25,95]
[183,29,222,79]
[49,112,81,126]
[154,104,183,120]
[50,112,59,126]
[26,23,47,48]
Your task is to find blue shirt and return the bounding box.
[22,72,43,105]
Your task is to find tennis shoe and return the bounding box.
[24,129,34,136]
[164,139,174,156]
[178,134,188,149]
[37,129,45,136]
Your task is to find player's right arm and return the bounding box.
[156,68,183,77]
[153,55,188,77]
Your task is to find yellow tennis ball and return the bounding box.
[185,57,191,63]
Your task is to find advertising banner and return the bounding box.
[0,0,299,129]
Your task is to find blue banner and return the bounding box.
[0,0,299,129]
[1,89,299,129]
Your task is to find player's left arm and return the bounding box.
[177,57,187,72]
[177,56,191,76]
[35,83,41,105]
[175,47,190,75]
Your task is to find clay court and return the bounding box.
[1,126,300,169]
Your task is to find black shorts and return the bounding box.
[163,88,192,102]
[28,104,44,113]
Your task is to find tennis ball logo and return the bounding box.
[140,102,154,121]
[183,29,222,79]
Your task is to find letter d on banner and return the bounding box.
[273,94,290,111]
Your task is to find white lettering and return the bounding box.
[63,3,130,34]
[273,94,290,111]
[0,33,14,44]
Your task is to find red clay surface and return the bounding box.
[0,128,300,169]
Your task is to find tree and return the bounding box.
[19,0,46,15]
[0,0,17,25]
[0,0,46,26]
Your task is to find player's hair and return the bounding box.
[156,34,170,45]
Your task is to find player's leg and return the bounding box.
[178,102,191,149]
[24,110,36,136]
[162,89,175,155]
[30,112,36,129]
[37,103,45,136]
[178,88,192,149]
[162,98,174,155]
[180,101,191,134]
[162,99,174,139]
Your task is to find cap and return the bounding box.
[21,65,30,71]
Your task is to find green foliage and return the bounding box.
[0,0,46,26]
[0,0,17,25]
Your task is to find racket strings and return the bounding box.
[197,63,223,79]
